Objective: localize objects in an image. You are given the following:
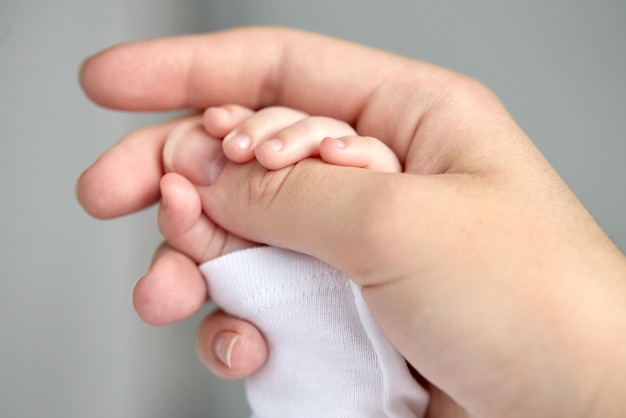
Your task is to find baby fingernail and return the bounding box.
[214,331,240,369]
[224,132,251,150]
[263,138,284,152]
[332,137,347,149]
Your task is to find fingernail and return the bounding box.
[330,137,347,149]
[263,138,284,152]
[164,120,227,186]
[224,132,251,150]
[163,120,202,173]
[208,153,228,184]
[214,331,240,369]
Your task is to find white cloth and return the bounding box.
[200,247,429,418]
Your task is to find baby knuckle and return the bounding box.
[246,165,295,211]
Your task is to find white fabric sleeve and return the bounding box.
[200,246,429,418]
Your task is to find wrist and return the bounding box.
[570,256,626,418]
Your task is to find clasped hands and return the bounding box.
[77,27,626,418]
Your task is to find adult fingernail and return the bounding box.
[214,331,240,369]
[208,153,228,185]
[163,121,227,186]
[163,120,198,173]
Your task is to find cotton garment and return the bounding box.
[200,247,429,418]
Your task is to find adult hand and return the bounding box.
[77,27,626,417]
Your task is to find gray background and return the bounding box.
[1,1,624,417]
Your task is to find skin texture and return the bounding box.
[77,27,626,417]
[158,104,402,383]
[159,104,401,265]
